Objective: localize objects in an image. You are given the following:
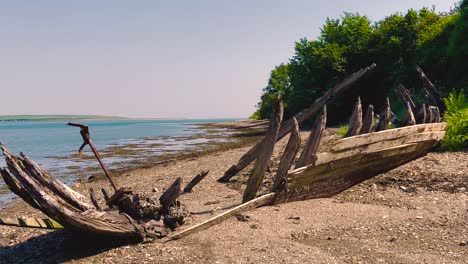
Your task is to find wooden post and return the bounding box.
[425,105,433,123]
[376,97,391,132]
[296,106,327,168]
[359,104,374,134]
[242,95,283,203]
[344,97,362,137]
[217,63,377,182]
[403,101,416,126]
[183,170,209,193]
[159,177,182,213]
[416,103,427,124]
[433,107,441,123]
[271,117,301,192]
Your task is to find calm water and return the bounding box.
[0,118,239,204]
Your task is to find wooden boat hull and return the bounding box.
[276,123,446,203]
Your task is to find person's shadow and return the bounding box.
[0,229,140,263]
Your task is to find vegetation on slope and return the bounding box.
[252,1,467,126]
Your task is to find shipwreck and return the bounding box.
[0,63,448,242]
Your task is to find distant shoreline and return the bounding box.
[0,115,247,122]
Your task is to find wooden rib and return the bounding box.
[331,123,446,151]
[271,117,301,192]
[344,97,362,137]
[160,177,182,213]
[296,106,327,168]
[316,131,445,165]
[403,101,416,126]
[168,193,275,241]
[243,95,283,202]
[359,104,374,134]
[416,103,427,124]
[217,64,377,182]
[376,97,391,131]
[183,170,209,193]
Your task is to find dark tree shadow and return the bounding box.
[0,229,140,264]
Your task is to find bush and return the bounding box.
[337,124,349,137]
[442,90,468,150]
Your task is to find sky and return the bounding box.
[0,0,460,118]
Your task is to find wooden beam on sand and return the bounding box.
[271,117,301,192]
[217,63,377,182]
[295,106,327,168]
[243,95,283,203]
[183,170,210,193]
[344,97,362,137]
[331,123,446,151]
[167,193,276,241]
[359,104,374,134]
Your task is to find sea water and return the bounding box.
[0,118,239,204]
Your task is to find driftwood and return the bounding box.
[296,106,327,168]
[183,170,209,193]
[271,117,301,192]
[376,97,391,131]
[243,95,283,202]
[403,101,416,126]
[160,177,182,213]
[168,193,276,241]
[416,103,427,124]
[217,63,377,182]
[101,188,110,203]
[344,98,362,137]
[416,66,446,114]
[359,104,374,134]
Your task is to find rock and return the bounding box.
[459,241,467,246]
[400,186,407,191]
[288,216,300,220]
[152,187,159,192]
[236,214,250,222]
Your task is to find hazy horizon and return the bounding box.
[1,1,459,118]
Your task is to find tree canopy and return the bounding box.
[252,1,467,124]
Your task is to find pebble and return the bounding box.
[459,241,467,246]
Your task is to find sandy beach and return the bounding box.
[0,123,467,263]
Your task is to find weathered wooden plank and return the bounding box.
[296,106,327,168]
[331,123,446,151]
[0,217,63,229]
[271,117,301,192]
[167,193,276,241]
[344,98,362,137]
[183,170,209,193]
[316,131,445,165]
[243,96,283,202]
[217,63,377,182]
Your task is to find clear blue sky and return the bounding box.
[0,0,459,118]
